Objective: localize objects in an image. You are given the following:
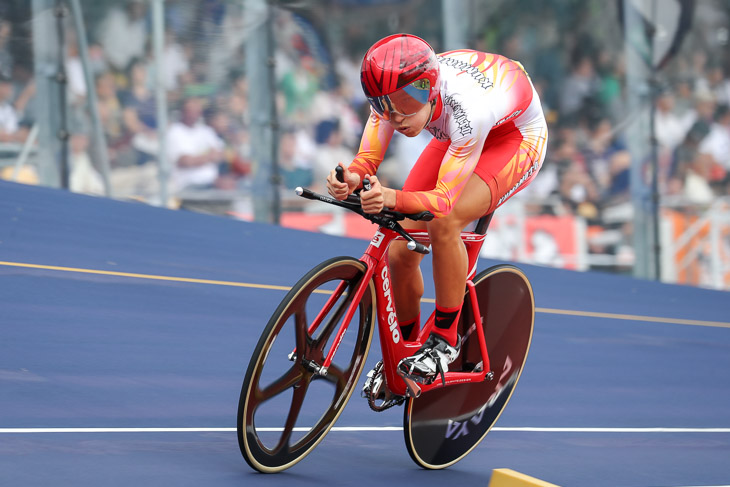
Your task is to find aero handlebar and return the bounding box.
[294,167,434,254]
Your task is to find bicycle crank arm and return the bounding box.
[402,376,422,398]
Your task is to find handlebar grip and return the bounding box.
[406,240,431,255]
[335,165,345,183]
[363,178,371,191]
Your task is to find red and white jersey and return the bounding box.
[349,50,547,217]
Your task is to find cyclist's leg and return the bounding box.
[426,175,491,345]
[428,121,547,346]
[389,138,449,334]
[389,222,427,325]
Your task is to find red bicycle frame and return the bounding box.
[317,220,493,398]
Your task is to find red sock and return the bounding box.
[399,314,420,342]
[431,303,461,346]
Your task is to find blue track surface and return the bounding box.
[1,180,729,487]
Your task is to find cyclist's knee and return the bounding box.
[388,242,420,267]
[389,241,423,270]
[427,215,464,245]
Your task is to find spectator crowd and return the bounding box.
[0,0,729,266]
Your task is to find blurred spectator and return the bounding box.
[205,104,251,189]
[65,30,87,107]
[580,117,625,196]
[69,131,104,196]
[698,104,730,180]
[167,96,224,192]
[552,133,600,219]
[11,67,35,126]
[161,29,190,92]
[683,151,716,205]
[605,150,631,204]
[692,88,718,126]
[670,119,711,196]
[119,58,157,166]
[311,119,354,192]
[596,50,625,123]
[0,74,27,143]
[559,54,601,120]
[279,55,320,123]
[672,77,696,121]
[278,127,314,190]
[95,71,124,155]
[696,62,730,107]
[309,81,363,148]
[334,50,367,108]
[654,89,690,153]
[97,0,148,73]
[221,69,249,126]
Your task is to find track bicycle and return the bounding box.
[237,171,535,472]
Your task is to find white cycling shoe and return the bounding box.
[397,333,460,386]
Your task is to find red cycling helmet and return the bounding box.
[360,33,441,120]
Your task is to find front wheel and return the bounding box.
[403,265,535,469]
[237,256,375,473]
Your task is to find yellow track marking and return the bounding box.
[0,260,291,292]
[536,307,730,329]
[2,260,729,328]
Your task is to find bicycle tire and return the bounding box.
[237,256,375,473]
[403,264,535,469]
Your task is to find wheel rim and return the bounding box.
[239,258,374,472]
[405,265,534,469]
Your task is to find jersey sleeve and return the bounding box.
[393,126,490,218]
[347,110,395,185]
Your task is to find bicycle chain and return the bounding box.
[362,361,405,412]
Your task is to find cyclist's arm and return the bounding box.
[347,110,395,187]
[392,132,488,218]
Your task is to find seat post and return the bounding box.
[473,213,494,235]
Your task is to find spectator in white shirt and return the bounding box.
[97,0,148,73]
[167,96,224,192]
[654,90,690,153]
[699,104,730,174]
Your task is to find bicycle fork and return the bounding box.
[289,262,377,377]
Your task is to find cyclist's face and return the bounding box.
[387,93,433,137]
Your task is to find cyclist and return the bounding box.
[327,33,548,384]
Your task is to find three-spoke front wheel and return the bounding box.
[237,257,375,473]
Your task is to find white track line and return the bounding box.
[1,427,730,434]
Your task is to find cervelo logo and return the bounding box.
[370,231,385,248]
[380,266,400,344]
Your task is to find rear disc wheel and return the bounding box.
[403,265,535,469]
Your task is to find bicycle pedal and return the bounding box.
[401,375,422,398]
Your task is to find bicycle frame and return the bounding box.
[316,217,494,398]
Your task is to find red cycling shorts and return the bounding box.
[402,120,548,215]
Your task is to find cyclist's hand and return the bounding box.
[327,163,360,200]
[361,175,386,214]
